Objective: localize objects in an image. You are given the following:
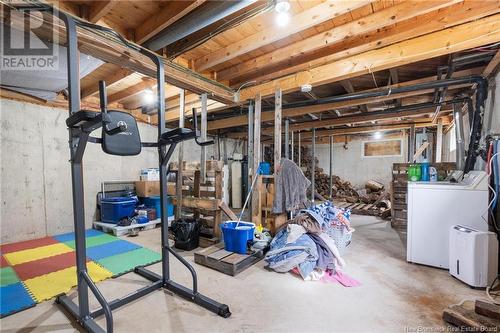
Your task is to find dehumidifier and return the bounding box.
[449,225,498,288]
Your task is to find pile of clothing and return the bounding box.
[265,201,357,285]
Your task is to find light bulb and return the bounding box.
[144,89,155,104]
[276,12,290,27]
[373,131,383,139]
[275,0,290,13]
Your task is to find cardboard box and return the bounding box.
[135,181,160,197]
[140,168,159,181]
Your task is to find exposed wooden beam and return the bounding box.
[231,0,499,87]
[108,78,155,104]
[194,0,374,72]
[281,107,452,133]
[300,119,452,139]
[209,68,478,131]
[88,1,117,23]
[135,0,206,44]
[218,0,459,81]
[81,67,132,99]
[239,13,500,100]
[483,50,500,77]
[8,4,236,103]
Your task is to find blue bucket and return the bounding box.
[220,221,255,254]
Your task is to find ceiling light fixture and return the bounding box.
[144,89,155,104]
[275,0,290,27]
[373,131,383,140]
[275,0,290,13]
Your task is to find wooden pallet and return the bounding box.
[194,243,265,276]
[336,202,390,217]
[93,217,171,236]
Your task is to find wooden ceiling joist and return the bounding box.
[209,67,479,131]
[0,4,236,104]
[483,50,500,77]
[193,0,374,72]
[233,0,499,87]
[218,0,459,82]
[238,13,500,100]
[81,66,132,99]
[87,1,117,23]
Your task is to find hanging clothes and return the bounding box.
[273,159,310,214]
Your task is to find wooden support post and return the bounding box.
[436,118,443,163]
[311,128,316,202]
[193,170,201,219]
[214,169,223,238]
[298,132,301,167]
[252,94,262,226]
[291,131,294,163]
[274,88,282,175]
[248,101,254,189]
[200,93,208,183]
[408,125,416,163]
[329,134,333,199]
[176,89,185,219]
[284,118,289,160]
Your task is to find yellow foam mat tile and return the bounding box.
[23,262,113,303]
[4,243,74,266]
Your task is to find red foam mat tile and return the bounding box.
[13,251,87,281]
[0,237,59,255]
[0,256,8,268]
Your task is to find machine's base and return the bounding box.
[56,267,231,333]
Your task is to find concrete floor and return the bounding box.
[0,215,486,333]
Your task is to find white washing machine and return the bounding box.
[407,171,489,269]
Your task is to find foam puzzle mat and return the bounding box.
[0,229,161,317]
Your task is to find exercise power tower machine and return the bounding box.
[12,4,230,333]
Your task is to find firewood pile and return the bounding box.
[300,149,391,218]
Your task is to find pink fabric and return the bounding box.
[321,270,361,287]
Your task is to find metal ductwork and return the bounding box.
[143,0,259,52]
[454,102,466,170]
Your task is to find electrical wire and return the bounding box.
[486,274,500,305]
[482,150,499,229]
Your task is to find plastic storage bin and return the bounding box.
[259,162,271,175]
[220,221,255,254]
[141,196,174,218]
[100,197,137,223]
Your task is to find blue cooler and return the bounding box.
[141,196,174,218]
[100,197,137,223]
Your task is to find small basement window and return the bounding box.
[362,139,402,157]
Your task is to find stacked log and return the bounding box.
[299,148,391,218]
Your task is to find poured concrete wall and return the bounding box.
[0,99,240,243]
[314,136,408,189]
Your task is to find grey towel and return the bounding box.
[273,159,311,214]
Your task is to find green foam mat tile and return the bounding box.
[97,247,161,276]
[0,267,20,287]
[64,233,118,249]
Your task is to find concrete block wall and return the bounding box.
[0,99,241,243]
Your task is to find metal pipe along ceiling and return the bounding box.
[144,0,259,51]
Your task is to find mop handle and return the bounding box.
[237,166,261,224]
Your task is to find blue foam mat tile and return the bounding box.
[86,240,141,261]
[53,229,104,243]
[0,282,36,318]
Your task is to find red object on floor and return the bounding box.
[12,251,87,280]
[0,237,59,254]
[0,255,8,268]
